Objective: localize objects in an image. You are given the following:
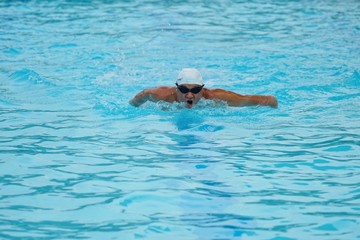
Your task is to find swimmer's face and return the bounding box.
[176,84,204,108]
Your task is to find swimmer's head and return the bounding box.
[176,68,203,86]
[175,69,204,108]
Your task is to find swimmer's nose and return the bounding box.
[185,92,195,98]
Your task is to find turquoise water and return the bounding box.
[1,0,360,239]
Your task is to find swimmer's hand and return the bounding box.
[262,95,278,108]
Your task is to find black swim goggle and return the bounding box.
[176,83,204,94]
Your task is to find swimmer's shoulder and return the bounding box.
[151,86,177,102]
[202,87,230,99]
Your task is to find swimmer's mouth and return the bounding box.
[186,100,193,108]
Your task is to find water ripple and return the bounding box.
[1,0,360,239]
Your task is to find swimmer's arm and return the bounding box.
[130,87,174,107]
[205,89,278,108]
[129,89,154,107]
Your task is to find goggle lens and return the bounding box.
[176,84,204,94]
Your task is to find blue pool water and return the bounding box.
[1,0,360,239]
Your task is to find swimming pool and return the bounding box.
[1,0,359,239]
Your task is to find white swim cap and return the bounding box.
[176,68,203,85]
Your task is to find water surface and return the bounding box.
[1,0,359,239]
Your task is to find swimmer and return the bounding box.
[130,68,278,109]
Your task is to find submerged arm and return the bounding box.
[205,89,278,108]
